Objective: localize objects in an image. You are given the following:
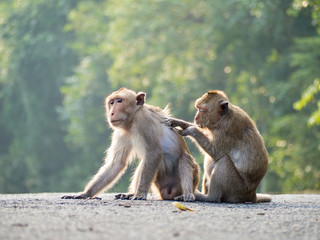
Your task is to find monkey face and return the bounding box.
[194,91,229,129]
[105,88,146,129]
[107,97,130,127]
[194,106,208,128]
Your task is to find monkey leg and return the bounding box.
[125,161,145,200]
[132,150,163,200]
[201,175,209,194]
[196,155,250,203]
[174,152,197,202]
[202,155,215,194]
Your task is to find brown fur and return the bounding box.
[168,90,271,203]
[62,88,200,201]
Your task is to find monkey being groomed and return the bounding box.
[62,88,200,202]
[167,90,271,203]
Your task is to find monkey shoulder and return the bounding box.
[132,105,178,145]
[226,107,257,138]
[141,104,171,120]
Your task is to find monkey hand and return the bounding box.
[177,126,196,137]
[61,193,100,200]
[164,118,191,130]
[61,194,87,199]
[114,193,134,200]
[174,193,195,202]
[131,193,147,200]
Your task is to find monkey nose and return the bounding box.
[111,112,114,116]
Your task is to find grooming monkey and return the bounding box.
[168,90,271,203]
[62,88,200,201]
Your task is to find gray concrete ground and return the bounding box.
[0,193,319,240]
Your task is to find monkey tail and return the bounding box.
[256,193,272,203]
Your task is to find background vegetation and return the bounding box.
[0,0,319,194]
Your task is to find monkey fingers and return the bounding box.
[162,118,174,127]
[176,129,185,136]
[61,195,88,199]
[61,194,101,200]
[131,194,147,200]
[179,128,191,137]
[61,195,86,199]
[115,193,134,200]
[181,126,198,137]
[88,197,102,200]
[61,195,76,199]
[164,118,190,129]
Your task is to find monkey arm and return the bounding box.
[165,117,191,130]
[62,132,133,199]
[181,126,229,161]
[83,157,129,198]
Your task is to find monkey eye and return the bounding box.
[199,108,207,112]
[109,98,122,105]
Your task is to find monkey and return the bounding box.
[167,90,271,203]
[62,88,200,201]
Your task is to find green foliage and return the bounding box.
[0,0,78,192]
[0,0,319,194]
[294,79,320,126]
[291,36,320,126]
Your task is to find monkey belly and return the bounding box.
[159,126,183,173]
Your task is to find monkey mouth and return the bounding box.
[111,119,122,124]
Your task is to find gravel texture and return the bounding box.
[0,193,319,240]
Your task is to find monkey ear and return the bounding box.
[136,92,146,106]
[219,100,228,115]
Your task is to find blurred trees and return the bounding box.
[0,0,78,192]
[0,0,319,194]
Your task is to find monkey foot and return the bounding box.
[174,193,195,202]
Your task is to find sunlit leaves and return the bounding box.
[294,79,320,125]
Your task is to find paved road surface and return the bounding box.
[0,193,319,240]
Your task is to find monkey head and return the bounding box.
[105,88,146,129]
[194,90,229,128]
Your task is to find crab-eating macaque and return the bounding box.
[62,88,200,201]
[167,90,271,203]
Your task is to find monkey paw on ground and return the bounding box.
[115,193,147,200]
[132,195,147,200]
[174,193,195,202]
[61,194,101,200]
[115,193,134,200]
